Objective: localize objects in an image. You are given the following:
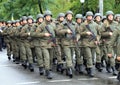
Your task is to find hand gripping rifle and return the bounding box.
[86,25,96,42]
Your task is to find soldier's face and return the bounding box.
[59,17,64,22]
[38,18,43,23]
[87,16,93,21]
[28,19,33,24]
[23,20,27,24]
[76,18,82,23]
[95,16,101,22]
[108,14,113,21]
[45,15,51,21]
[16,22,20,26]
[66,14,73,21]
[116,17,120,22]
[8,24,11,26]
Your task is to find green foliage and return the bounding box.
[0,0,120,20]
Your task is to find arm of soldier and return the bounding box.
[76,25,81,41]
[30,25,45,38]
[80,25,89,36]
[57,24,70,35]
[20,26,30,37]
[101,24,111,37]
[107,30,119,57]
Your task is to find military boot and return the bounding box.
[8,56,11,60]
[15,57,20,64]
[106,64,112,73]
[117,72,120,82]
[39,67,44,75]
[78,64,84,74]
[56,64,64,73]
[115,63,119,71]
[66,68,73,78]
[29,63,34,72]
[45,70,53,79]
[87,68,94,77]
[22,60,27,69]
[111,66,117,76]
[95,63,103,72]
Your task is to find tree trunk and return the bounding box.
[38,0,43,14]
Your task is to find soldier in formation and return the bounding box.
[0,10,120,81]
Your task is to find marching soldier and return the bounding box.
[80,11,100,77]
[101,11,117,75]
[30,10,56,79]
[75,14,84,74]
[107,15,120,81]
[2,21,12,60]
[55,13,65,73]
[94,13,103,72]
[57,10,77,78]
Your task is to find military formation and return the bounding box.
[0,10,120,81]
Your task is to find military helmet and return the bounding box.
[106,11,114,16]
[12,20,16,24]
[75,14,83,19]
[37,14,44,19]
[94,13,102,19]
[44,10,52,17]
[86,11,93,17]
[27,16,33,20]
[65,10,73,17]
[16,20,20,23]
[7,21,12,24]
[58,13,65,18]
[114,14,120,19]
[22,16,27,21]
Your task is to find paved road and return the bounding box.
[0,49,119,85]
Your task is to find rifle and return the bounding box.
[86,25,96,42]
[65,23,80,51]
[45,25,56,46]
[106,26,113,32]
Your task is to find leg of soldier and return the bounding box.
[117,62,120,81]
[63,46,73,78]
[50,47,56,65]
[34,46,44,75]
[55,45,64,73]
[84,47,94,77]
[74,47,84,74]
[12,40,17,62]
[100,45,105,67]
[108,47,117,75]
[42,47,52,79]
[6,42,11,60]
[25,42,34,72]
[103,45,112,73]
[95,46,103,72]
[19,42,27,69]
[0,37,2,51]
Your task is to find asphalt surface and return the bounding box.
[0,49,120,85]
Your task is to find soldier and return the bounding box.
[79,11,100,77]
[94,13,103,72]
[30,10,56,79]
[29,14,45,75]
[19,16,28,69]
[101,11,117,75]
[9,20,19,63]
[2,21,12,60]
[75,14,84,74]
[55,13,65,73]
[107,15,120,81]
[114,14,120,70]
[57,10,77,78]
[20,16,34,72]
